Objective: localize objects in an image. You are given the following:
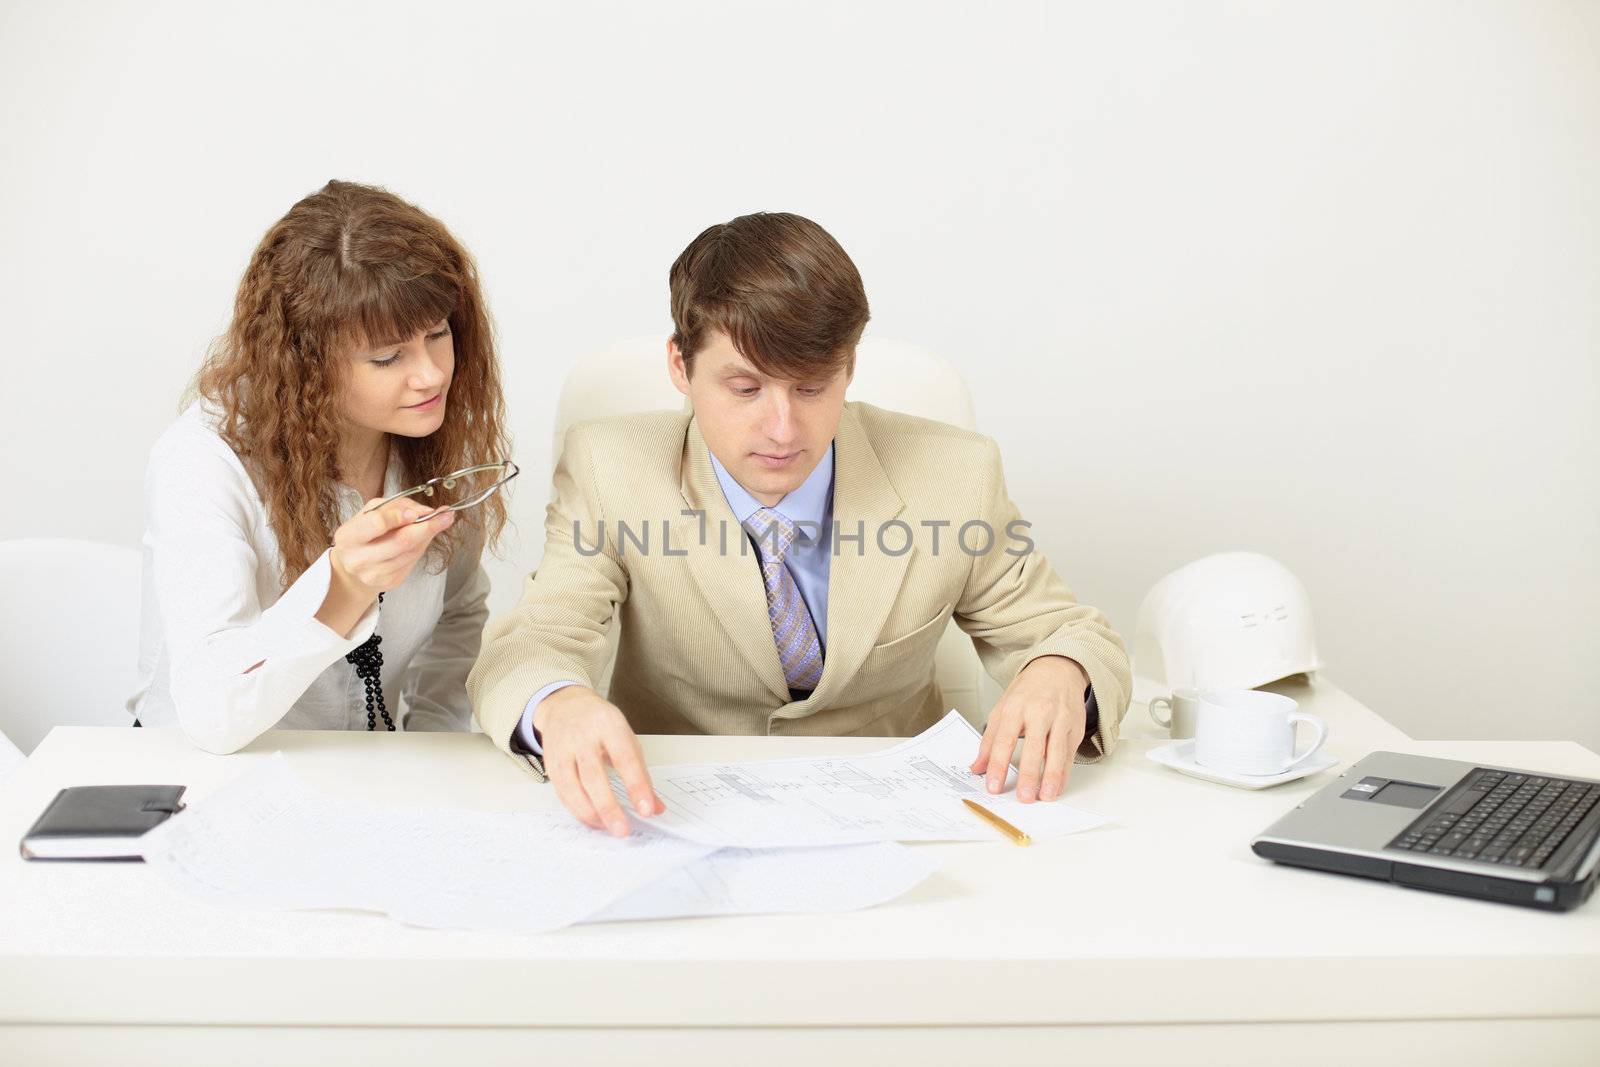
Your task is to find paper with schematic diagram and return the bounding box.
[620,710,1112,848]
[137,753,936,933]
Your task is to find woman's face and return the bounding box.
[342,319,455,438]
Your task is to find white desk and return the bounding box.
[2,676,1597,1066]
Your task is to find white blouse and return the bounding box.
[127,403,489,753]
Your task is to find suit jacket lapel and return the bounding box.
[777,403,908,719]
[675,417,791,704]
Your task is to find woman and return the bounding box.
[128,180,510,753]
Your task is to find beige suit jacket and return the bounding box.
[469,401,1131,767]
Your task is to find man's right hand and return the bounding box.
[533,685,663,837]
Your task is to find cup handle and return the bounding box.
[1282,711,1328,770]
[1148,696,1172,729]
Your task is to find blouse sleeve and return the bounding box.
[400,532,490,732]
[145,426,378,754]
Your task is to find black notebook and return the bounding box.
[19,784,187,861]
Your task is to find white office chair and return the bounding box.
[0,539,142,755]
[550,337,991,725]
[0,728,22,783]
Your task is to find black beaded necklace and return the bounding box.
[345,592,394,731]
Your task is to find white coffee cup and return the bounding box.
[1148,686,1204,739]
[1193,689,1328,777]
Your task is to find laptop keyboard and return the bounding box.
[1387,769,1600,869]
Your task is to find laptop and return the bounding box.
[1251,751,1600,911]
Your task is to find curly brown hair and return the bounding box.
[192,180,510,587]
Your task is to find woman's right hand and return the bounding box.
[332,498,456,596]
[316,499,455,635]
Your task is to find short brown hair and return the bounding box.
[669,212,869,379]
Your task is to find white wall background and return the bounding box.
[2,0,1595,748]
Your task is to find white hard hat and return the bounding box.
[1133,551,1322,691]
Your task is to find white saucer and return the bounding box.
[1146,739,1339,790]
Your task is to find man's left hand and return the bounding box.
[969,655,1089,803]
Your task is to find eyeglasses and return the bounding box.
[368,461,520,524]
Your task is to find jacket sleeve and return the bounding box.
[146,431,378,754]
[951,438,1132,761]
[467,425,629,756]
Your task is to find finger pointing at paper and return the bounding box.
[534,685,664,838]
[969,655,1090,803]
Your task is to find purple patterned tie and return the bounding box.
[744,507,825,692]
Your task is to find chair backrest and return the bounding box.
[551,336,979,469]
[0,539,142,754]
[0,728,21,782]
[550,338,989,724]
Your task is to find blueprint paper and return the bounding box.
[138,755,716,933]
[587,842,938,923]
[137,755,940,934]
[622,710,1112,848]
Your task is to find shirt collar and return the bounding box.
[334,441,406,517]
[708,442,835,532]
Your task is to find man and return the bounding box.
[468,213,1131,836]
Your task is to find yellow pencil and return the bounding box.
[963,797,1032,846]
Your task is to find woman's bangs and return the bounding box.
[338,271,458,354]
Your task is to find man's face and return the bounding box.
[668,330,851,507]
